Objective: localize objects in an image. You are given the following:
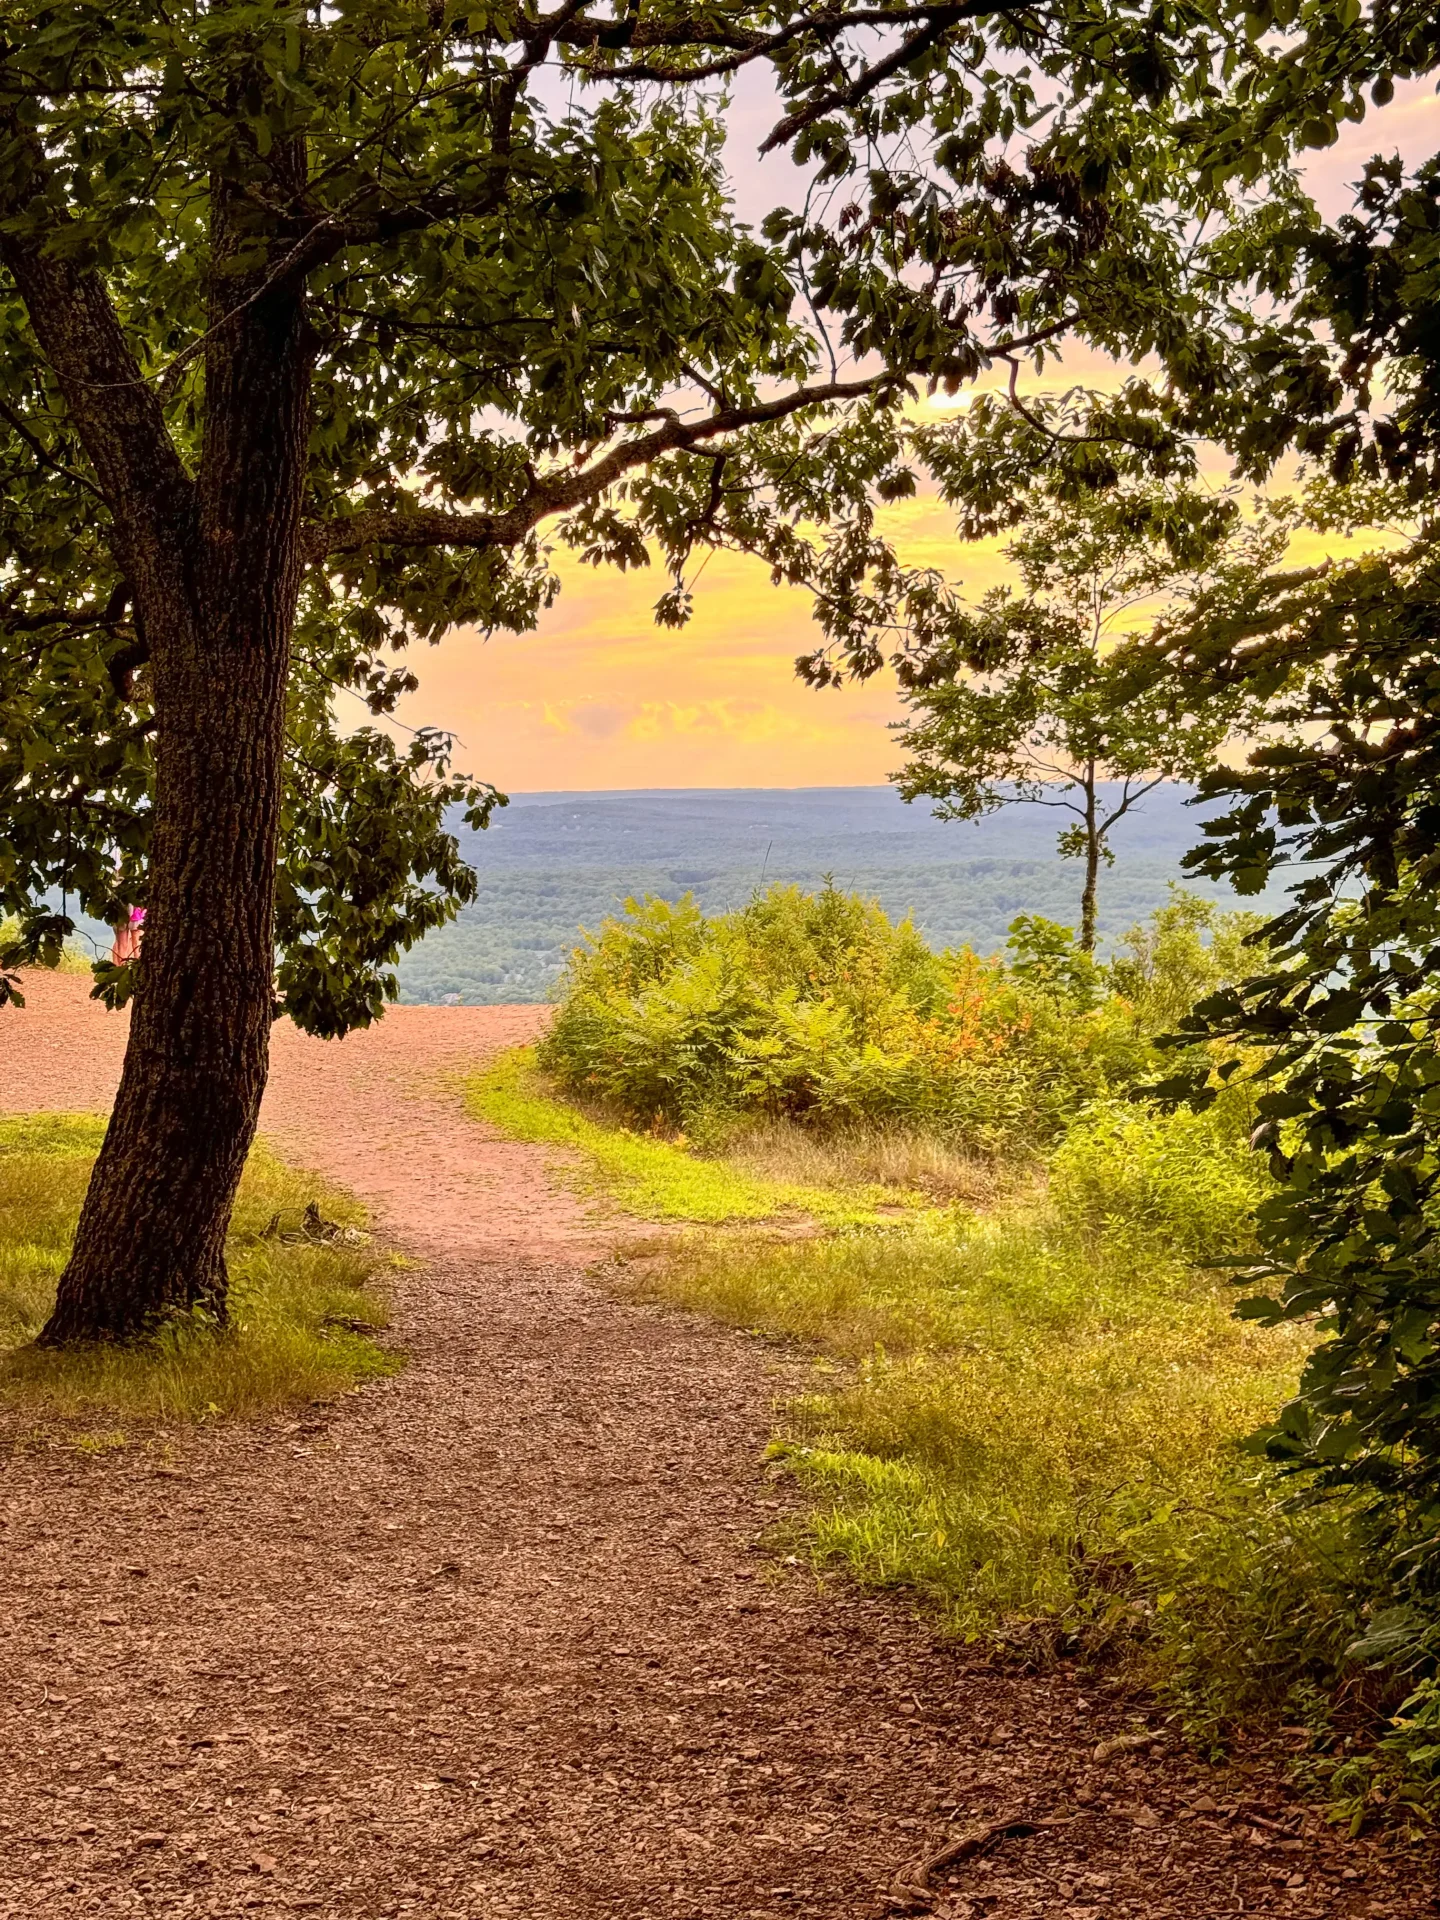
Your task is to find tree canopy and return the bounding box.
[0,0,1261,1038]
[0,13,841,1032]
[890,480,1276,948]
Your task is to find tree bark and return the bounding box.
[1079,763,1100,954]
[41,147,312,1343]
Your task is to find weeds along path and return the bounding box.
[0,973,1432,1920]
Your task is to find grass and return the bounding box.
[463,1047,908,1226]
[725,1118,1008,1208]
[469,1046,1362,1746]
[0,1113,401,1423]
[647,1205,1309,1635]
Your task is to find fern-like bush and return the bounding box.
[540,881,1258,1155]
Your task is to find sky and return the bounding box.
[385,447,1011,792]
[386,73,1440,796]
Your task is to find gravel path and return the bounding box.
[0,975,1434,1920]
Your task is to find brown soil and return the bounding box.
[0,975,1434,1920]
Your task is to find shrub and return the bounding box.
[1119,1475,1384,1750]
[1109,890,1268,1034]
[540,883,959,1139]
[540,882,1260,1157]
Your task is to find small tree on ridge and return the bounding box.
[891,482,1277,950]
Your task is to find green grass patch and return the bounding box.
[464,1048,901,1226]
[649,1207,1309,1633]
[0,1113,401,1423]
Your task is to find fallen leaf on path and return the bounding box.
[1092,1731,1156,1762]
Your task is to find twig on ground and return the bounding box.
[888,1810,1074,1911]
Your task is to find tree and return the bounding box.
[1133,15,1440,1517]
[0,0,1294,1343]
[1152,478,1440,1505]
[889,481,1274,949]
[872,3,1440,1522]
[699,0,1440,1556]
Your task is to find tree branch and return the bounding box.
[551,12,773,53]
[0,83,194,567]
[0,394,108,504]
[760,0,1035,152]
[302,374,892,562]
[0,600,128,635]
[1098,773,1166,834]
[590,0,1017,82]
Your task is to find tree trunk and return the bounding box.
[1079,764,1100,954]
[41,149,311,1344]
[41,635,294,1339]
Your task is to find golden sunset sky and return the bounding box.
[391,406,1012,793]
[389,81,1439,795]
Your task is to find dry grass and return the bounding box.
[0,1113,400,1423]
[723,1118,1015,1208]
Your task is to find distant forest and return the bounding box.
[396,784,1282,1006]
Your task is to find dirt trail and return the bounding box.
[0,976,1433,1920]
